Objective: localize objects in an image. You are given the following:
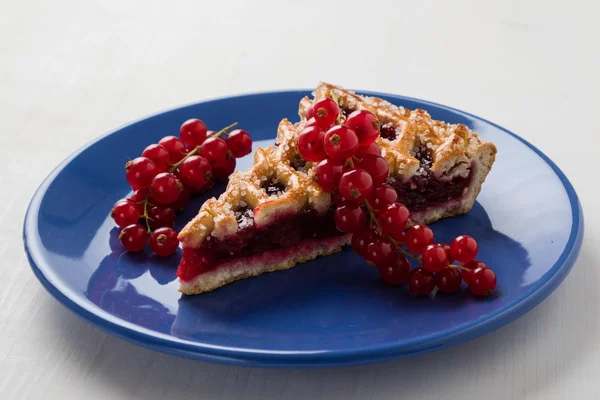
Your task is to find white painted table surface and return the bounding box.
[1,0,598,398]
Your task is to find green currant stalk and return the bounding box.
[140,193,153,234]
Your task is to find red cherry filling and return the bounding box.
[177,207,344,280]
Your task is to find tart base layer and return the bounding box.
[179,234,351,295]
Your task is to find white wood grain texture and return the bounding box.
[1,0,598,398]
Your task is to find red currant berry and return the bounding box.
[128,189,148,213]
[312,97,340,127]
[462,260,486,285]
[404,224,434,254]
[179,119,208,147]
[440,243,454,264]
[355,155,388,186]
[158,136,187,164]
[111,199,140,228]
[379,253,411,285]
[226,129,252,158]
[332,190,355,207]
[468,265,497,296]
[297,126,327,162]
[168,186,190,212]
[212,154,236,180]
[408,268,435,296]
[149,227,179,256]
[351,227,380,257]
[128,188,148,203]
[199,137,229,166]
[422,244,449,272]
[365,239,395,267]
[315,158,344,191]
[150,172,183,204]
[368,185,398,212]
[306,104,314,119]
[119,224,148,252]
[142,144,170,172]
[334,205,366,233]
[435,267,462,293]
[323,125,359,162]
[339,168,373,202]
[305,117,334,131]
[125,157,158,190]
[355,142,381,158]
[177,155,212,189]
[377,203,410,241]
[450,235,479,263]
[344,109,380,146]
[148,205,176,229]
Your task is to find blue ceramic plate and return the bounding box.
[24,90,583,367]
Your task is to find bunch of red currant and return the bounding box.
[298,98,497,297]
[111,119,253,256]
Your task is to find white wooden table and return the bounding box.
[1,1,598,398]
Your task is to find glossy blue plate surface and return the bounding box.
[24,90,583,367]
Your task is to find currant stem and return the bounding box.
[398,247,422,263]
[169,150,198,172]
[212,122,238,138]
[447,262,473,271]
[141,193,152,234]
[167,122,238,171]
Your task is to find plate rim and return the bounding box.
[23,89,584,367]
